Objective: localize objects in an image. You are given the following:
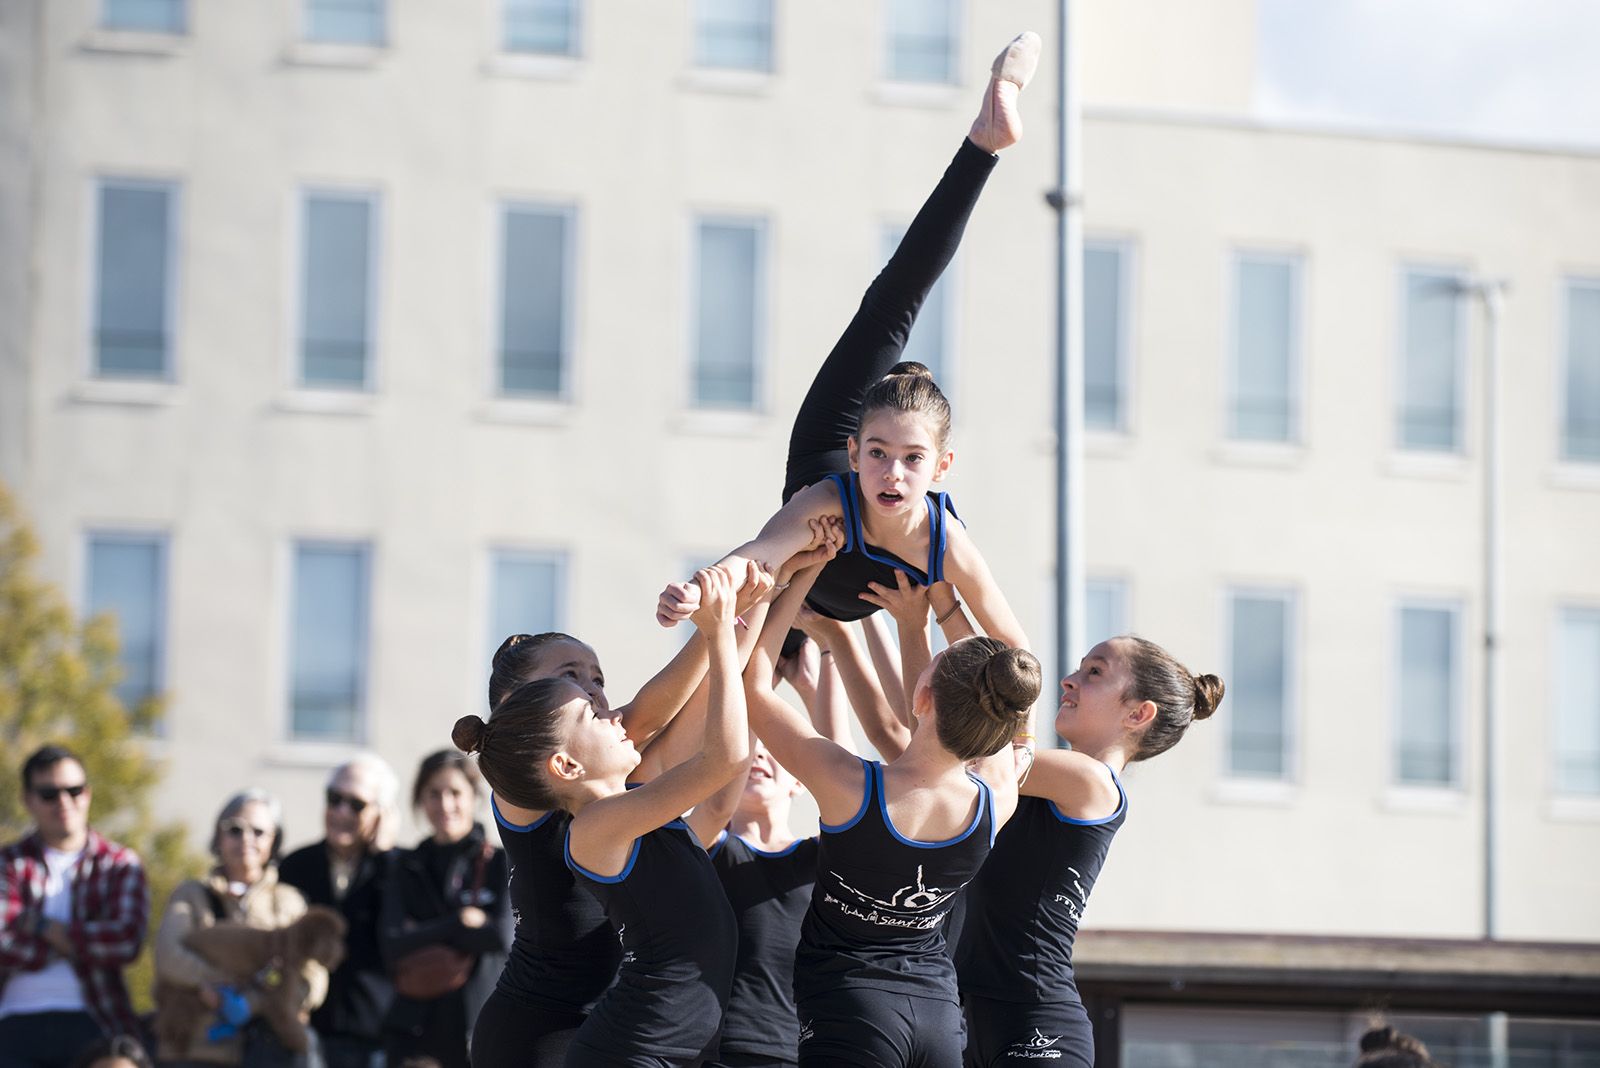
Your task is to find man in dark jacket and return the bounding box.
[280,755,398,1068]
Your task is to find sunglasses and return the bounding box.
[32,784,88,803]
[325,789,369,815]
[221,820,274,841]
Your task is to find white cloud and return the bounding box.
[1256,0,1600,148]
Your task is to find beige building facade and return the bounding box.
[4,4,1599,1052]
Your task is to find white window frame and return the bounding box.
[691,0,776,74]
[686,211,769,416]
[1394,263,1468,455]
[1553,604,1600,802]
[1084,235,1136,437]
[80,526,170,712]
[282,537,373,746]
[1388,595,1467,796]
[483,545,571,668]
[86,175,182,385]
[301,0,388,46]
[1218,584,1300,790]
[1225,248,1304,445]
[101,0,187,33]
[882,0,962,87]
[289,185,383,398]
[1559,275,1600,467]
[492,199,578,404]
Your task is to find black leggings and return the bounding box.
[782,138,999,500]
[960,996,1094,1068]
[469,989,586,1068]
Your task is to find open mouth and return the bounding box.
[876,491,904,507]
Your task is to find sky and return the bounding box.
[1255,0,1600,149]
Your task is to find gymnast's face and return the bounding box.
[1056,639,1140,749]
[739,742,800,810]
[847,410,954,519]
[550,684,638,787]
[527,638,611,716]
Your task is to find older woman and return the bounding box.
[380,751,510,1068]
[279,755,399,1068]
[153,790,327,1067]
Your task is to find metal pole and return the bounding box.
[1459,276,1509,1068]
[1050,0,1086,710]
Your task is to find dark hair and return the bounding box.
[209,788,285,863]
[411,748,484,809]
[1355,1025,1436,1068]
[1118,636,1224,762]
[779,628,808,662]
[489,632,583,709]
[69,1034,153,1068]
[855,361,953,453]
[453,678,577,810]
[21,744,83,796]
[930,637,1042,760]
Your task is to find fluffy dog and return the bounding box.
[156,905,347,1056]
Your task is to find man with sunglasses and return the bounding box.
[0,745,148,1068]
[279,755,398,1068]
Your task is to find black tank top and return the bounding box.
[564,819,738,1060]
[709,832,819,1061]
[795,758,993,1005]
[803,472,961,622]
[955,768,1127,1003]
[490,798,618,1013]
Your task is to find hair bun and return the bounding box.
[1192,674,1225,721]
[977,648,1044,720]
[1359,1027,1398,1053]
[452,715,487,754]
[885,360,934,380]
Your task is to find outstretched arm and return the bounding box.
[657,481,843,626]
[1020,749,1122,821]
[861,571,936,718]
[797,609,910,761]
[571,567,751,877]
[941,522,1029,650]
[744,567,867,825]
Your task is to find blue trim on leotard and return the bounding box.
[871,761,992,849]
[1046,764,1128,826]
[491,794,554,832]
[819,756,874,833]
[823,472,962,586]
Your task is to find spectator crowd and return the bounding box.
[2,744,508,1068]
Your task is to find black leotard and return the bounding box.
[564,820,739,1065]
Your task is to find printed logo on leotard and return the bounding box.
[821,864,958,931]
[1050,865,1089,924]
[616,923,636,965]
[797,1021,815,1044]
[1005,1029,1063,1060]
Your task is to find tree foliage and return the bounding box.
[0,481,204,1010]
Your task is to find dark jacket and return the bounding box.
[278,842,397,1046]
[378,825,511,1067]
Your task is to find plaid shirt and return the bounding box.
[0,829,148,1037]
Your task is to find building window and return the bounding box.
[102,0,185,32]
[1398,267,1465,451]
[299,191,376,390]
[94,180,176,380]
[489,550,566,656]
[885,0,958,84]
[503,0,579,56]
[881,223,951,384]
[1225,589,1294,780]
[1085,578,1128,647]
[304,0,385,45]
[86,532,167,710]
[1556,607,1600,796]
[1085,240,1130,432]
[1562,278,1600,462]
[692,216,764,410]
[694,0,773,71]
[289,542,370,742]
[1229,252,1300,442]
[498,204,572,398]
[1395,602,1461,788]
